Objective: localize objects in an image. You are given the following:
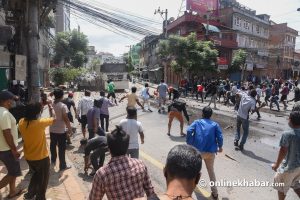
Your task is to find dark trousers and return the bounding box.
[25,157,50,200]
[100,114,109,132]
[50,132,66,169]
[196,91,204,102]
[90,148,106,171]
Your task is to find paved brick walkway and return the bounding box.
[0,129,86,200]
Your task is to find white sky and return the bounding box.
[70,0,300,56]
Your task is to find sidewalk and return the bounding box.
[0,128,86,200]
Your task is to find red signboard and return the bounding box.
[218,57,228,65]
[187,0,219,15]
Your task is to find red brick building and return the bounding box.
[165,12,237,85]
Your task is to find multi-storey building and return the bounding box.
[219,0,270,81]
[293,50,300,78]
[269,22,298,79]
[55,1,71,33]
[165,11,238,85]
[139,35,163,83]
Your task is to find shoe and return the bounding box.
[89,171,96,177]
[60,165,72,171]
[167,133,171,136]
[234,140,239,147]
[158,109,161,113]
[23,193,35,200]
[211,193,218,200]
[238,144,244,151]
[148,109,153,112]
[257,116,261,120]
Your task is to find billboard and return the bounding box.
[186,0,219,15]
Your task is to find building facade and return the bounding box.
[219,0,270,81]
[293,50,300,78]
[165,12,237,85]
[139,35,163,83]
[269,22,298,79]
[55,2,71,33]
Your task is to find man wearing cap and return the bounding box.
[0,90,22,198]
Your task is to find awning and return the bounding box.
[202,23,220,33]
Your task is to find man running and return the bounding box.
[119,86,144,110]
[107,79,117,105]
[77,90,94,138]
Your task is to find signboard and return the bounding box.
[15,55,27,81]
[217,57,228,70]
[246,63,253,71]
[187,0,219,15]
[0,52,10,67]
[218,65,228,70]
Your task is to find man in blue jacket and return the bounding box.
[186,106,223,200]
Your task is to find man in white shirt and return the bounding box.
[119,107,144,158]
[234,89,258,151]
[0,91,22,198]
[77,90,94,138]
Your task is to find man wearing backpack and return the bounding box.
[167,99,190,137]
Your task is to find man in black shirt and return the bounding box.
[167,99,190,137]
[82,136,108,176]
[168,87,180,101]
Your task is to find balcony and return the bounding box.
[197,35,238,49]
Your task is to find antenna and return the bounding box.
[177,0,186,18]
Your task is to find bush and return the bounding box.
[49,67,87,86]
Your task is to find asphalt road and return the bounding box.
[65,88,297,200]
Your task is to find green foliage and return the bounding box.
[89,58,101,71]
[123,53,134,73]
[229,49,247,73]
[52,30,88,68]
[49,67,87,86]
[159,32,218,77]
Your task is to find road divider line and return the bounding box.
[140,150,211,198]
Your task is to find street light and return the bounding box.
[154,7,168,38]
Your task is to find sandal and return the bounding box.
[6,189,24,199]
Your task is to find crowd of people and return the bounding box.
[0,76,299,200]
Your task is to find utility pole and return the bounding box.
[154,7,168,38]
[27,0,40,102]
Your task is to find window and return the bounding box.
[244,21,250,30]
[235,16,241,26]
[256,25,260,34]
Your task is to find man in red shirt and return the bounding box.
[196,83,204,103]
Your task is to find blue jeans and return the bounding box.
[235,116,249,145]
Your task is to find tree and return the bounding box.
[49,67,87,86]
[123,53,134,73]
[52,30,88,68]
[158,32,218,78]
[230,49,247,73]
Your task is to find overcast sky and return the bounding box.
[70,0,300,56]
